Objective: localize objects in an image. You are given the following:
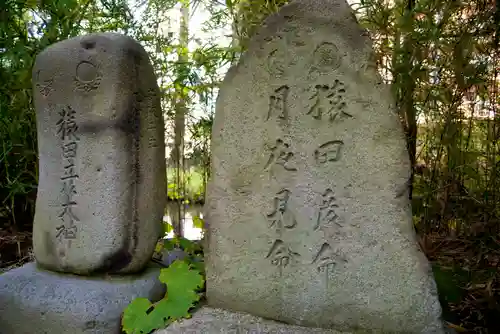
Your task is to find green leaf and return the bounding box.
[163,222,174,234]
[175,237,201,254]
[190,257,205,275]
[163,239,177,251]
[159,260,204,294]
[193,215,204,229]
[25,0,38,9]
[122,298,158,334]
[121,261,204,333]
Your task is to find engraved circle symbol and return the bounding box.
[312,42,341,71]
[76,61,98,83]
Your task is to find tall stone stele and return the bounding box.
[32,32,166,275]
[187,0,445,333]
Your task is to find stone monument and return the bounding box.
[157,0,446,333]
[0,32,166,333]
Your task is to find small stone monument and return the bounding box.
[32,32,165,275]
[0,33,166,333]
[158,0,446,333]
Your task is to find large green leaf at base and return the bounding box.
[121,260,204,334]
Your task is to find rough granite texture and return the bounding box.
[31,32,166,275]
[155,307,346,334]
[0,262,165,334]
[202,0,445,332]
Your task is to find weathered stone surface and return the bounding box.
[32,32,166,275]
[155,306,345,334]
[0,262,165,334]
[203,0,444,332]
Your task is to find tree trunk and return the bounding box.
[172,0,189,237]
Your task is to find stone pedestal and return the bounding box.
[154,307,344,333]
[0,262,165,334]
[155,307,456,334]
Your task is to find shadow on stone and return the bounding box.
[0,262,165,334]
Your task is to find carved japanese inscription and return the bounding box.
[314,188,341,231]
[266,239,300,276]
[266,85,289,121]
[265,25,305,76]
[314,140,344,164]
[56,105,80,242]
[135,88,159,149]
[312,242,346,288]
[145,88,159,149]
[267,49,286,77]
[264,138,297,173]
[35,70,54,97]
[307,80,351,122]
[266,189,297,232]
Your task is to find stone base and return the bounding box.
[154,306,346,333]
[0,262,165,334]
